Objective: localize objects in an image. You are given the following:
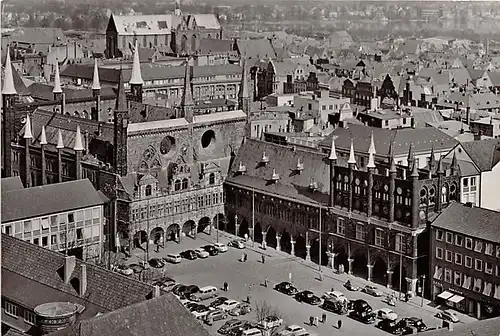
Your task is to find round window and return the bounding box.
[201,130,216,148]
[160,136,176,155]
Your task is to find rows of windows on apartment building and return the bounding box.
[131,191,224,222]
[4,301,36,326]
[434,229,500,299]
[2,207,103,250]
[254,124,289,133]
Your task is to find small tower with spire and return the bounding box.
[56,129,64,183]
[181,58,194,123]
[114,69,130,177]
[411,154,420,228]
[348,139,356,212]
[388,141,397,222]
[53,61,63,101]
[23,114,33,187]
[74,125,84,180]
[92,58,101,120]
[2,47,17,177]
[328,136,337,207]
[174,0,182,16]
[238,59,250,116]
[40,126,48,185]
[129,42,144,103]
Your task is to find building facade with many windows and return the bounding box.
[430,202,500,319]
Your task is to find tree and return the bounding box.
[254,301,283,336]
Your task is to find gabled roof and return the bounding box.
[431,202,500,243]
[1,176,24,193]
[48,293,211,336]
[28,82,116,101]
[225,139,348,205]
[193,14,221,30]
[235,39,277,62]
[461,138,500,172]
[110,14,175,36]
[1,179,106,223]
[199,38,233,55]
[1,233,156,313]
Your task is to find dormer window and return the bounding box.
[296,158,304,173]
[145,185,152,196]
[309,178,318,191]
[174,179,181,191]
[209,173,215,185]
[261,151,269,165]
[238,161,247,173]
[271,169,279,182]
[182,178,189,190]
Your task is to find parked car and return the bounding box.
[214,242,228,253]
[194,248,210,258]
[210,297,229,308]
[185,302,200,311]
[344,281,360,291]
[192,305,212,319]
[152,277,176,292]
[172,284,186,297]
[182,285,200,299]
[115,265,133,276]
[203,245,219,256]
[149,258,165,268]
[295,291,321,305]
[218,319,245,335]
[376,319,404,334]
[128,264,144,274]
[258,315,284,329]
[180,250,198,260]
[436,310,459,323]
[399,317,428,332]
[228,240,245,249]
[189,285,218,302]
[349,310,376,324]
[349,299,372,313]
[322,291,348,303]
[377,308,398,321]
[362,285,384,297]
[205,309,228,322]
[278,325,306,336]
[274,282,298,295]
[220,299,241,312]
[164,254,182,264]
[228,303,252,316]
[228,322,259,336]
[322,298,348,315]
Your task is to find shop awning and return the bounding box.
[437,291,454,300]
[448,294,464,303]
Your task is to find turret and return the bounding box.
[181,59,194,123]
[53,62,63,101]
[40,126,48,185]
[92,58,101,120]
[428,146,435,178]
[74,125,84,180]
[114,69,129,177]
[238,59,250,115]
[451,151,459,175]
[411,154,420,228]
[2,47,17,177]
[348,139,356,165]
[129,42,143,103]
[348,139,356,212]
[328,136,337,207]
[174,0,182,16]
[407,143,414,169]
[23,114,33,187]
[56,129,64,183]
[367,132,376,169]
[367,133,377,218]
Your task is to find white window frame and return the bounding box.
[436,247,443,259]
[455,235,463,247]
[375,229,384,247]
[395,234,404,252]
[465,256,472,268]
[485,243,494,256]
[485,261,493,274]
[24,310,36,325]
[445,232,453,244]
[4,302,18,317]
[474,240,483,253]
[475,258,483,271]
[444,268,452,283]
[355,223,365,241]
[465,237,473,250]
[455,253,463,265]
[445,250,452,262]
[436,229,444,241]
[336,218,345,235]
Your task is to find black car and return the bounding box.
[148,258,165,268]
[322,298,348,315]
[203,245,219,256]
[377,319,405,334]
[210,296,229,308]
[180,250,198,260]
[181,285,200,299]
[274,282,299,295]
[399,317,428,332]
[349,310,376,324]
[295,290,321,305]
[172,284,187,297]
[151,276,176,292]
[218,319,245,335]
[349,299,372,314]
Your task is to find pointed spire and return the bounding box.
[92,58,101,91]
[437,156,444,174]
[411,155,419,177]
[115,69,127,111]
[23,114,33,139]
[181,58,193,107]
[129,42,143,85]
[238,58,249,98]
[2,47,17,95]
[389,154,397,173]
[407,143,414,162]
[56,129,64,149]
[368,131,376,155]
[451,151,458,171]
[428,146,435,169]
[53,62,62,93]
[73,125,84,151]
[40,126,48,145]
[348,139,356,164]
[328,136,337,161]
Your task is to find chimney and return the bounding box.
[153,285,161,298]
[64,255,76,283]
[80,264,87,296]
[474,131,482,141]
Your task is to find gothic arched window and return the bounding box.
[145,185,152,196]
[182,178,188,189]
[174,179,181,191]
[209,173,215,185]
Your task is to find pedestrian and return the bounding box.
[405,292,409,302]
[244,253,248,262]
[155,244,159,253]
[322,313,327,324]
[309,316,314,326]
[223,281,228,292]
[337,319,342,329]
[206,315,213,326]
[264,278,268,287]
[247,295,251,304]
[261,255,265,264]
[314,316,319,326]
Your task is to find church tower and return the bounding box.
[114,69,129,177]
[181,59,194,123]
[174,0,182,16]
[2,48,17,177]
[129,42,144,103]
[238,59,250,116]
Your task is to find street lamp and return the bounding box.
[420,274,426,307]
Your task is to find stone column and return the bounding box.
[367,264,373,282]
[262,232,267,249]
[290,240,295,256]
[305,245,311,261]
[387,271,393,289]
[348,258,354,275]
[406,278,418,296]
[248,227,254,242]
[276,235,281,251]
[235,224,240,237]
[193,224,198,238]
[476,302,481,319]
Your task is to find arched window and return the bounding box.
[209,173,215,185]
[182,178,189,189]
[191,34,197,54]
[145,185,152,196]
[74,111,80,118]
[174,179,181,191]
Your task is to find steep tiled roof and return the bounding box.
[318,124,457,157]
[225,139,348,205]
[235,39,277,61]
[129,101,176,123]
[111,14,175,35]
[1,176,24,193]
[1,234,155,312]
[193,14,221,30]
[199,38,233,54]
[1,179,105,222]
[28,82,116,101]
[461,138,500,172]
[431,202,500,243]
[48,293,211,336]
